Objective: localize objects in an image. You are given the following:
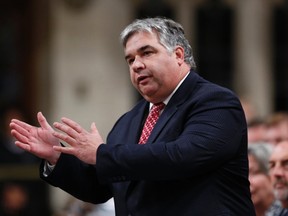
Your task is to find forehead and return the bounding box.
[124,31,160,52]
[249,155,259,169]
[270,143,288,161]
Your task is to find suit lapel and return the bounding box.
[146,105,178,143]
[128,102,150,144]
[146,70,199,144]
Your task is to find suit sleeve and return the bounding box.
[40,154,113,204]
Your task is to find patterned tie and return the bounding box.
[139,102,165,144]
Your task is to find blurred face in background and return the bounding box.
[269,141,288,207]
[264,113,288,145]
[249,154,274,206]
[248,123,267,143]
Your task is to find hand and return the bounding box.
[52,117,103,165]
[10,112,61,164]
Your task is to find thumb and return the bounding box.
[90,122,98,133]
[37,112,53,131]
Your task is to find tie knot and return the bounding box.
[151,102,165,113]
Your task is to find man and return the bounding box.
[248,143,286,216]
[10,17,255,215]
[269,140,288,214]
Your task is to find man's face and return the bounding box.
[269,142,288,202]
[248,154,273,206]
[124,31,183,104]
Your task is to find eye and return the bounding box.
[283,161,288,170]
[127,58,134,66]
[143,51,152,56]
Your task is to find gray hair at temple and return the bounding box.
[120,17,196,70]
[248,143,274,175]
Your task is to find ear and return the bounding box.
[174,46,185,66]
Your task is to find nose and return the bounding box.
[271,165,285,178]
[131,56,145,72]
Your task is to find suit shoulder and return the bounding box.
[193,75,239,102]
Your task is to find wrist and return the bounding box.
[48,152,61,165]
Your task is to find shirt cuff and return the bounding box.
[43,161,55,177]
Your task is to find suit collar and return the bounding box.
[166,70,198,108]
[129,102,149,143]
[145,70,199,143]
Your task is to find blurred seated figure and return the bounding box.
[269,140,288,215]
[248,118,268,143]
[264,112,288,145]
[248,143,286,216]
[0,183,29,216]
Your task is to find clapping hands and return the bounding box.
[10,112,104,165]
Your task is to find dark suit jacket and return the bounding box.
[41,71,256,216]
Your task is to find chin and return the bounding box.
[274,189,288,201]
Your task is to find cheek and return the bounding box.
[129,71,137,85]
[251,175,270,190]
[249,176,257,189]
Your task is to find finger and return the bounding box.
[11,129,29,144]
[53,122,79,139]
[61,117,83,134]
[10,119,34,132]
[10,122,31,138]
[52,131,77,146]
[53,145,75,155]
[91,122,102,136]
[37,112,53,131]
[90,122,97,132]
[15,141,31,152]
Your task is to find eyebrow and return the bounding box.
[139,45,154,52]
[125,45,155,61]
[269,159,288,164]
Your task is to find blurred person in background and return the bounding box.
[248,119,268,144]
[269,140,288,215]
[248,143,286,216]
[0,183,29,216]
[240,97,269,144]
[264,112,288,145]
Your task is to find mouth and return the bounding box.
[137,75,150,84]
[274,183,286,189]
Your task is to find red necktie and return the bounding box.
[139,102,165,144]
